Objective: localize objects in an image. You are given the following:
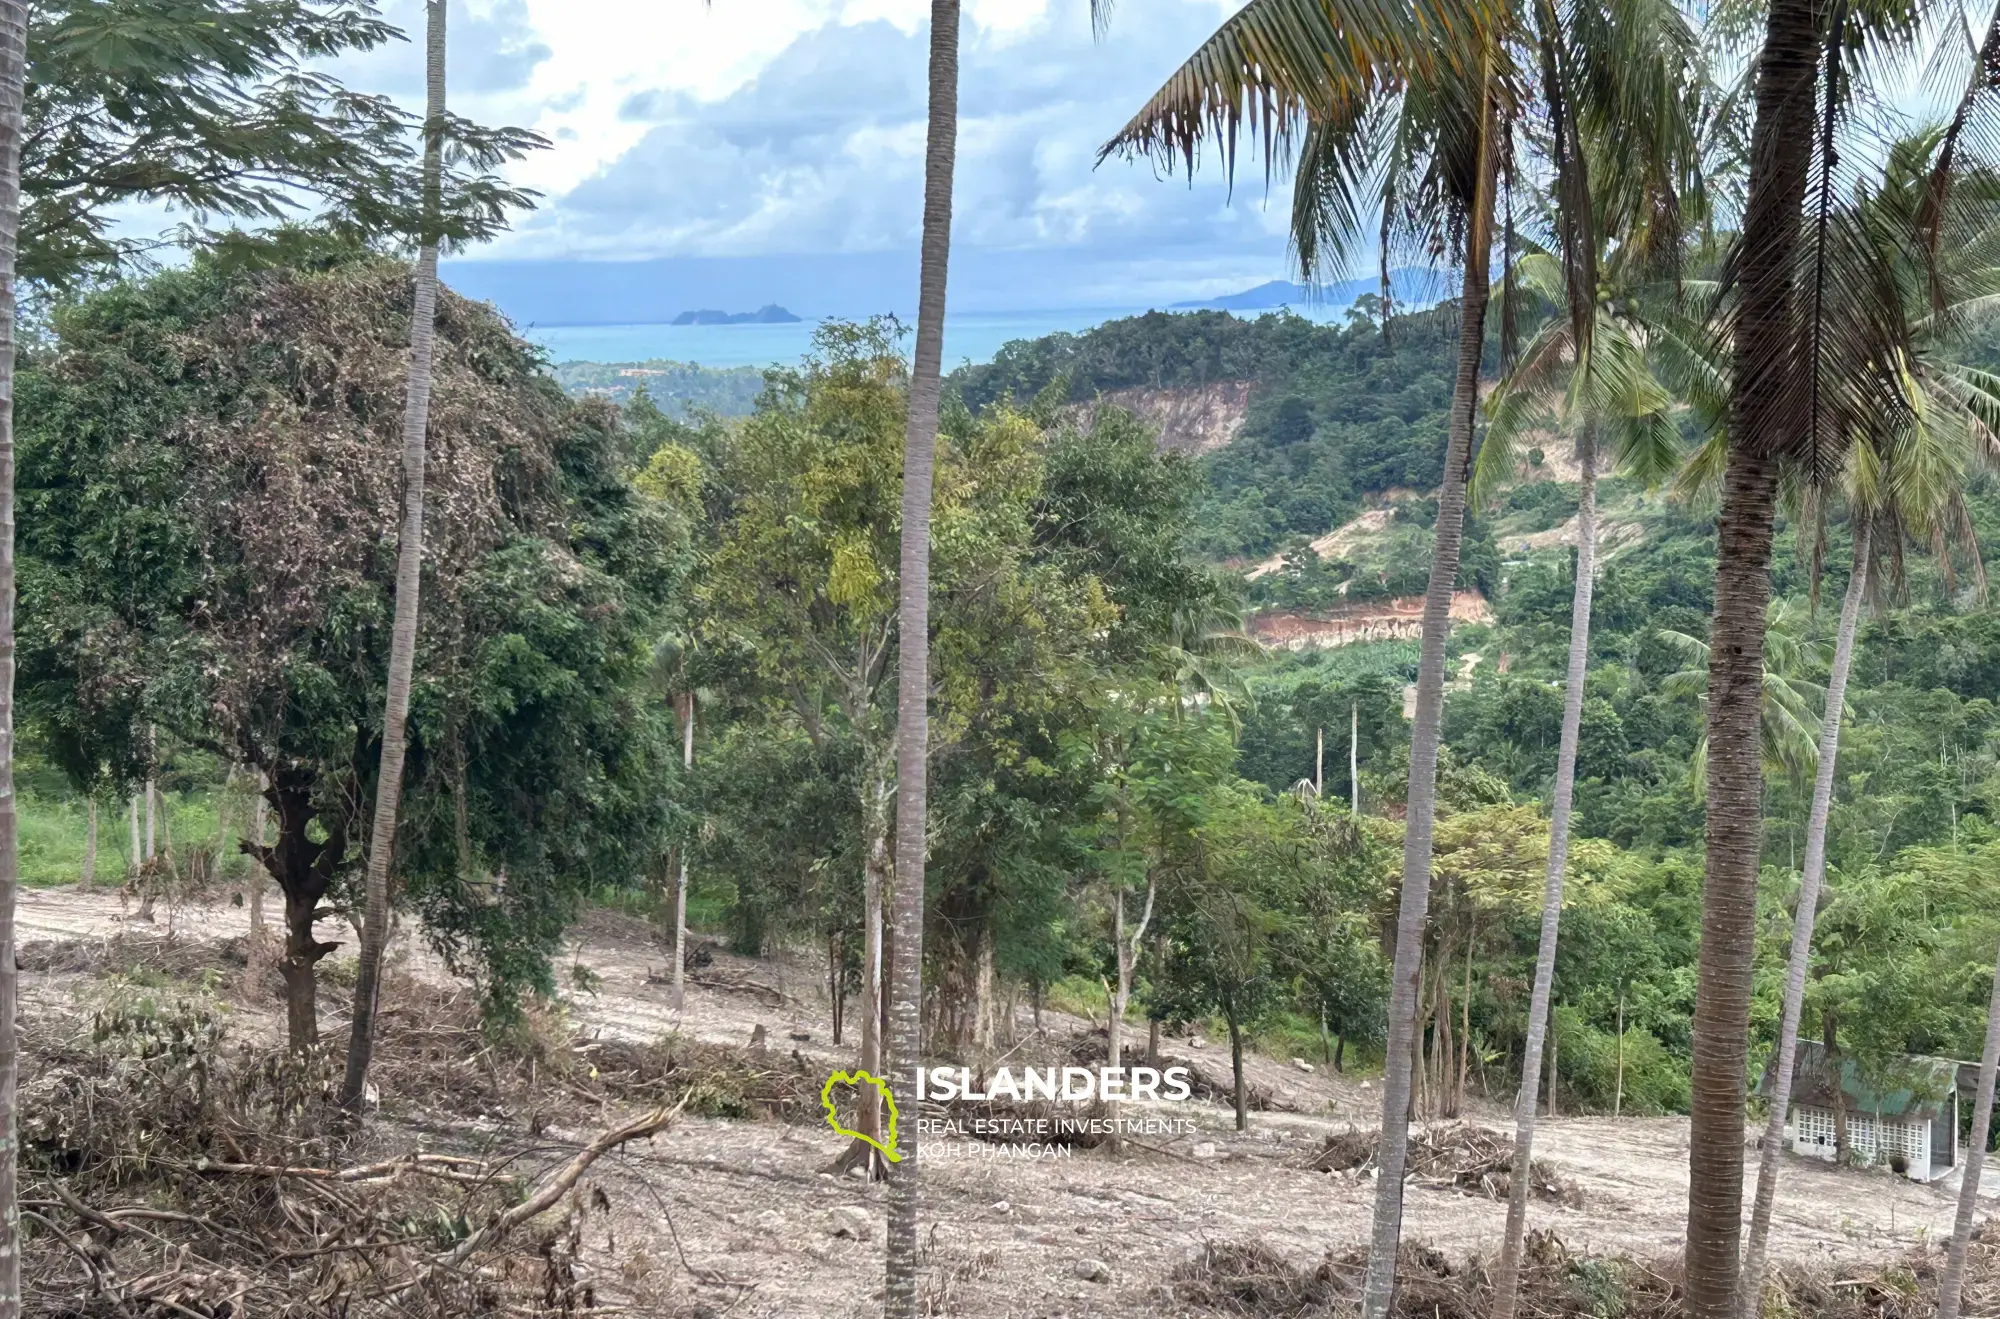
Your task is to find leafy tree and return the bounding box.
[1146,754,1292,1132]
[16,250,686,1046]
[21,0,543,289]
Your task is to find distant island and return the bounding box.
[670,304,802,326]
[1172,269,1432,312]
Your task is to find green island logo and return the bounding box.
[820,1069,902,1162]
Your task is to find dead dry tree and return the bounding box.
[15,963,711,1317]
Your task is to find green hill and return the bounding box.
[950,304,1468,561]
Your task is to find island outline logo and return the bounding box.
[820,1069,902,1163]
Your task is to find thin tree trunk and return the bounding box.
[1361,73,1497,1319]
[673,693,694,1013]
[1108,889,1125,1154]
[1228,1008,1247,1132]
[1492,425,1598,1319]
[145,776,156,860]
[830,930,844,1047]
[1315,725,1323,795]
[128,795,139,878]
[341,0,445,1111]
[1935,932,2000,1319]
[1335,1035,1345,1073]
[80,799,96,889]
[248,774,268,932]
[884,0,957,1305]
[1736,526,1869,1318]
[1830,1017,1848,1162]
[1350,701,1360,815]
[1615,986,1626,1118]
[0,1,26,1303]
[1548,1008,1559,1118]
[837,767,890,1175]
[1106,877,1155,1155]
[1457,922,1473,1114]
[1686,0,1818,1300]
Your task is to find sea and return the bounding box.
[523,303,1350,368]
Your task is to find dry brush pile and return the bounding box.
[1296,1121,1583,1206]
[1171,1226,2000,1318]
[11,935,768,1316]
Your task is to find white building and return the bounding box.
[1760,1042,1974,1184]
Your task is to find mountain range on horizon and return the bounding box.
[439,250,1441,331]
[1171,268,1437,311]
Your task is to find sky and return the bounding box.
[332,0,1312,319]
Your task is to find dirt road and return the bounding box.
[14,886,1972,1317]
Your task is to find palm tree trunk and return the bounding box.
[341,0,445,1111]
[673,693,694,1012]
[1685,0,1819,1308]
[1735,525,1869,1319]
[884,0,957,1307]
[1936,933,2000,1319]
[0,1,26,1305]
[1360,75,1498,1319]
[1492,424,1598,1319]
[1689,440,1786,1310]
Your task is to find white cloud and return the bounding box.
[404,0,1296,291]
[260,0,1319,309]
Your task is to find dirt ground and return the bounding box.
[14,885,1981,1317]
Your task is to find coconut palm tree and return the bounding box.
[1673,0,1979,1301]
[1112,32,1508,1315]
[1104,0,1701,1302]
[1473,230,1688,1317]
[883,0,961,1311]
[341,0,447,1108]
[1735,130,2000,1319]
[0,0,25,1304]
[1656,599,1827,784]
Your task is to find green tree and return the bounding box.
[22,0,542,289]
[16,251,687,1046]
[1146,752,1292,1132]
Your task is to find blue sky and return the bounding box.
[339,0,1314,317]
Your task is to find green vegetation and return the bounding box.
[951,301,1472,561]
[552,358,766,414]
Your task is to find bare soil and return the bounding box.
[15,886,1980,1317]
